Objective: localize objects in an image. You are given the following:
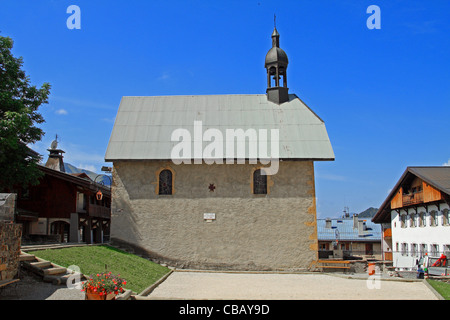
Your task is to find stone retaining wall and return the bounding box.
[0,193,22,281]
[0,193,16,221]
[0,222,22,281]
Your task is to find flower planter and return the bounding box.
[82,272,126,300]
[85,288,116,300]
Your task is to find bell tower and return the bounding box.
[45,135,66,172]
[265,21,289,104]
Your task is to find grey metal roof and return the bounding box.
[317,218,382,242]
[105,94,334,161]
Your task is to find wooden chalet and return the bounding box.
[372,166,450,264]
[12,140,111,244]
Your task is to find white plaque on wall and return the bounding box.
[204,213,216,221]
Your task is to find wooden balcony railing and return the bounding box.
[402,192,423,206]
[88,204,110,219]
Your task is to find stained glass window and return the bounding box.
[159,169,173,195]
[253,169,267,194]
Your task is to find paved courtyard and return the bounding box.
[144,271,439,300]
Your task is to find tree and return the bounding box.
[0,35,50,190]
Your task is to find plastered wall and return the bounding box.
[110,161,318,271]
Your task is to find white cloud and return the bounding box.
[158,72,170,81]
[443,159,450,166]
[51,96,115,111]
[101,117,115,123]
[403,20,439,35]
[63,146,104,169]
[31,139,105,173]
[55,109,68,115]
[77,164,98,172]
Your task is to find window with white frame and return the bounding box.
[419,212,426,227]
[401,214,407,228]
[420,244,428,256]
[430,210,437,227]
[410,213,417,228]
[444,244,450,255]
[431,244,439,256]
[411,243,418,257]
[443,209,449,226]
[401,243,408,256]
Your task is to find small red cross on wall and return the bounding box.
[208,183,216,192]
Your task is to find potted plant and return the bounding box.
[82,272,127,300]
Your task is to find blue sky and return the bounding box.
[1,1,449,218]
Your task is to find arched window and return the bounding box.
[253,169,267,195]
[158,169,173,195]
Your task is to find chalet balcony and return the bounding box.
[383,228,392,238]
[88,204,110,219]
[402,192,423,206]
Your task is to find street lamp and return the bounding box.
[93,174,112,201]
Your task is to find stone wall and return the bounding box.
[110,160,318,271]
[0,193,16,221]
[0,222,22,281]
[0,193,22,281]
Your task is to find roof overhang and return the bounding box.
[372,166,450,224]
[38,165,111,196]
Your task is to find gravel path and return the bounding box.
[0,270,84,300]
[0,269,440,300]
[145,271,439,300]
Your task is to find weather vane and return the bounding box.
[274,14,276,28]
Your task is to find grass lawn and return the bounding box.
[427,279,450,300]
[28,245,171,294]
